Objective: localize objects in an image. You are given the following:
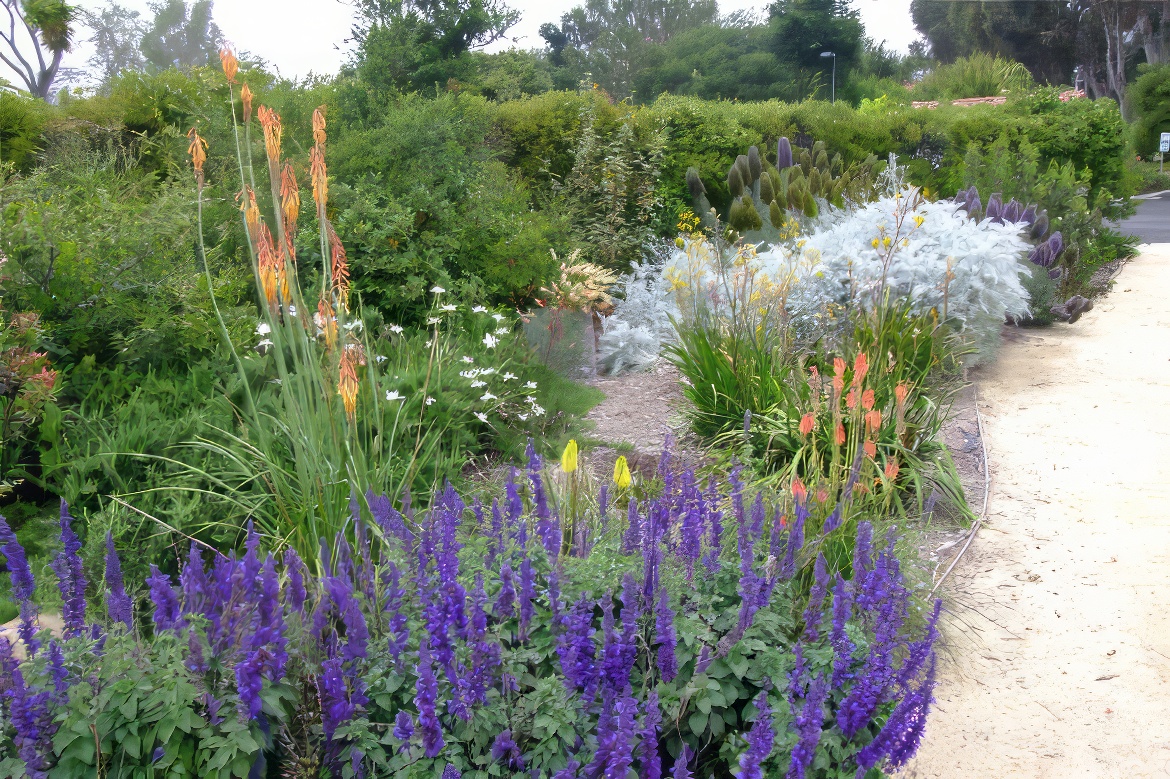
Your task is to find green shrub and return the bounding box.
[0,93,50,170]
[1129,62,1170,158]
[913,53,1034,101]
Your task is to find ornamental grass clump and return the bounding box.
[0,448,940,778]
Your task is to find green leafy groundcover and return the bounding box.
[0,448,938,778]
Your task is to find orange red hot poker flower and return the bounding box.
[312,106,327,148]
[241,83,254,123]
[187,128,207,189]
[338,348,359,419]
[219,48,239,84]
[257,106,282,165]
[310,146,328,215]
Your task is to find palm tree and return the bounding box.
[0,0,76,100]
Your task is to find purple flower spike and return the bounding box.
[321,655,356,740]
[0,515,40,655]
[672,744,694,779]
[146,565,182,633]
[736,692,774,779]
[104,533,133,629]
[829,575,855,688]
[393,710,414,741]
[801,554,830,642]
[654,586,678,683]
[415,643,445,758]
[283,548,307,615]
[442,766,461,779]
[786,676,827,779]
[856,656,937,772]
[639,691,663,779]
[51,502,87,638]
[235,649,266,719]
[491,729,525,771]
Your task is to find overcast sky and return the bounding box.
[41,0,916,86]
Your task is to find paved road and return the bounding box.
[1115,192,1170,242]
[908,246,1170,777]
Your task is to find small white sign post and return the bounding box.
[1160,132,1170,173]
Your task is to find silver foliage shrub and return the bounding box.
[597,247,678,374]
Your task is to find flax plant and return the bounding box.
[176,51,456,567]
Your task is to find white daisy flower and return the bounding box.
[426,397,435,405]
[483,333,498,349]
[344,319,364,332]
[531,404,546,416]
[441,304,457,312]
[480,392,497,401]
[389,324,404,334]
[256,322,272,335]
[494,327,509,336]
[524,381,538,389]
[258,338,274,348]
[480,367,496,375]
[427,317,441,325]
[288,305,298,317]
[518,413,529,421]
[502,372,517,381]
[525,396,536,404]
[474,412,488,423]
[431,285,446,294]
[386,390,404,401]
[472,305,487,313]
[470,380,486,388]
[491,313,505,322]
[376,355,388,363]
[461,356,474,364]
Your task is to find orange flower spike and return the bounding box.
[243,188,261,240]
[327,222,351,306]
[845,389,857,410]
[799,412,815,436]
[256,224,279,308]
[815,488,829,504]
[894,383,909,407]
[791,478,808,504]
[884,458,900,480]
[186,128,208,189]
[219,48,239,84]
[835,423,846,446]
[832,357,846,394]
[861,388,875,411]
[865,409,882,433]
[310,146,328,213]
[864,440,877,459]
[257,105,282,164]
[318,296,337,350]
[312,106,327,147]
[809,364,819,382]
[240,83,254,123]
[852,352,869,388]
[338,348,359,420]
[280,163,300,230]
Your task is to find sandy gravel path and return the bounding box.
[908,247,1170,777]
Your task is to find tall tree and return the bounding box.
[769,0,863,74]
[353,0,520,92]
[84,1,146,87]
[0,0,77,99]
[541,0,719,95]
[139,0,221,71]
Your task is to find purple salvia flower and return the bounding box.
[104,532,133,629]
[653,586,677,683]
[855,656,937,772]
[622,498,640,554]
[46,640,68,700]
[695,645,712,674]
[320,655,356,740]
[51,502,87,637]
[6,663,57,779]
[736,692,774,779]
[283,549,307,615]
[505,469,524,528]
[415,642,445,757]
[441,766,461,779]
[748,492,765,543]
[351,748,366,779]
[598,485,609,528]
[801,554,830,642]
[639,691,663,779]
[704,476,724,573]
[786,676,827,779]
[393,710,414,742]
[589,694,638,779]
[554,759,580,779]
[491,729,525,771]
[146,565,182,632]
[896,599,942,689]
[495,562,516,622]
[779,500,807,581]
[235,649,266,719]
[487,498,503,568]
[557,594,598,698]
[256,556,287,681]
[180,542,207,615]
[672,744,694,779]
[518,557,535,642]
[0,515,40,655]
[466,575,496,705]
[680,502,702,581]
[829,575,855,689]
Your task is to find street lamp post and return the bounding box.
[820,51,836,104]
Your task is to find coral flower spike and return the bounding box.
[187,128,207,189]
[313,106,327,148]
[338,348,359,420]
[219,48,239,84]
[799,412,815,436]
[240,83,254,123]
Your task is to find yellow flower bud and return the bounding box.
[561,439,578,473]
[613,455,632,489]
